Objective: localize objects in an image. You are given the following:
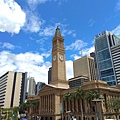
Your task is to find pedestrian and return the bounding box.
[23,116,28,120]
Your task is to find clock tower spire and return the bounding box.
[50,27,68,88]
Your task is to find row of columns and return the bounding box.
[40,94,55,114]
[63,97,85,113]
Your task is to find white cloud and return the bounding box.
[0,51,51,84]
[26,0,67,10]
[0,42,15,49]
[27,0,49,10]
[70,54,81,60]
[111,24,120,37]
[39,25,55,37]
[66,60,73,80]
[39,22,75,38]
[72,33,76,37]
[88,18,95,27]
[0,0,26,34]
[116,0,120,11]
[27,0,48,5]
[0,50,74,84]
[70,46,95,60]
[66,39,87,51]
[79,46,95,56]
[24,11,45,33]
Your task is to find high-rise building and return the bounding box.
[0,71,27,108]
[73,56,97,81]
[95,31,120,86]
[28,77,36,96]
[35,82,46,95]
[48,67,52,84]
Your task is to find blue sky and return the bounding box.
[0,0,120,84]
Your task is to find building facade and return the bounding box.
[73,56,97,81]
[28,77,36,96]
[68,76,89,88]
[0,71,27,108]
[111,44,120,84]
[27,80,120,120]
[95,31,120,86]
[27,28,120,120]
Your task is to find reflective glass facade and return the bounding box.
[95,31,116,86]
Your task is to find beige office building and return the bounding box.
[73,56,97,81]
[0,71,27,108]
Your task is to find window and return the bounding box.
[99,59,112,70]
[95,35,108,51]
[102,76,115,82]
[97,49,110,62]
[100,69,114,77]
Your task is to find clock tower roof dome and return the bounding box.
[55,26,61,37]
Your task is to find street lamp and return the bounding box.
[92,98,104,120]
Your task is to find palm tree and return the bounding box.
[107,97,120,120]
[63,92,73,101]
[85,90,100,112]
[63,92,73,120]
[19,102,29,114]
[63,92,73,112]
[26,101,39,119]
[74,88,84,120]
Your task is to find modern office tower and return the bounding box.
[95,31,120,86]
[73,56,97,81]
[48,67,52,84]
[0,71,27,108]
[35,82,46,95]
[28,77,36,96]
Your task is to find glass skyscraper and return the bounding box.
[95,31,120,86]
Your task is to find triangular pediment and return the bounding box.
[39,84,67,95]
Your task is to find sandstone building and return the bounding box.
[27,28,120,120]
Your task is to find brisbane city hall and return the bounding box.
[27,27,120,120]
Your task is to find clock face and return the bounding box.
[53,55,56,61]
[59,55,64,61]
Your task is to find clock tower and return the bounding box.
[50,27,68,88]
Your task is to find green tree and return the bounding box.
[63,92,73,101]
[63,92,73,113]
[107,97,120,120]
[26,101,39,119]
[85,90,100,112]
[19,102,28,113]
[74,88,84,120]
